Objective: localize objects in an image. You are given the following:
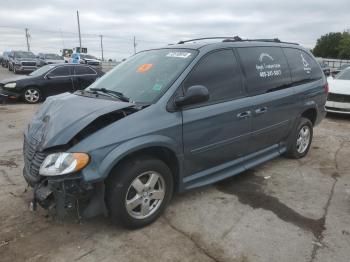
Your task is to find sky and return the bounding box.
[0,0,349,60]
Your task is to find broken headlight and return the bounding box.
[39,152,90,176]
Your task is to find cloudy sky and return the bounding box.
[0,0,349,60]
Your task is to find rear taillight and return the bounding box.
[324,82,329,94]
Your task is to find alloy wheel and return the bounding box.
[296,126,311,154]
[24,89,40,103]
[125,171,165,219]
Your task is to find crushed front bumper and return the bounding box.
[30,173,107,219]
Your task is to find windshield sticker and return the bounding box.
[301,54,311,74]
[152,83,162,91]
[137,63,153,73]
[166,52,192,59]
[256,52,282,78]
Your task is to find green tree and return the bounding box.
[313,32,343,58]
[338,32,350,59]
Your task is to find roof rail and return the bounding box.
[177,36,241,44]
[177,36,299,45]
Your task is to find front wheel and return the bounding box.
[23,87,41,103]
[285,117,313,158]
[106,156,174,228]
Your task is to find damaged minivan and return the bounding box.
[24,37,328,228]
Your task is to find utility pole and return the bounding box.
[100,35,104,61]
[133,36,137,54]
[76,10,82,50]
[25,28,30,51]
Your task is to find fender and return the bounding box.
[83,134,183,183]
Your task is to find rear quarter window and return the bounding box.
[237,47,291,95]
[283,48,323,84]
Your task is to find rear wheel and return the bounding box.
[23,87,41,103]
[285,117,313,158]
[106,156,173,228]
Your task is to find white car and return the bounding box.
[326,67,350,114]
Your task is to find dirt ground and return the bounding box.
[0,67,350,262]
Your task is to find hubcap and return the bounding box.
[296,126,311,154]
[24,89,40,103]
[125,171,165,219]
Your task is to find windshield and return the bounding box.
[80,54,97,60]
[14,51,35,59]
[45,54,62,60]
[86,49,197,103]
[335,68,350,80]
[29,65,56,76]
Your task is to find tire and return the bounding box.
[106,155,174,228]
[23,87,42,104]
[285,117,313,159]
[8,63,12,71]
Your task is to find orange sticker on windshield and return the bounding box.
[137,63,153,73]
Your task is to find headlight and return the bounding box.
[39,152,90,176]
[4,83,16,88]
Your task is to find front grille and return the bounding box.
[327,93,350,103]
[23,138,48,184]
[21,61,36,66]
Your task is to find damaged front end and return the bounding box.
[23,92,141,219]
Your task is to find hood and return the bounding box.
[0,75,29,85]
[46,59,64,64]
[328,78,350,95]
[26,92,134,150]
[84,58,100,63]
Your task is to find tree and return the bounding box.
[313,32,343,58]
[338,32,350,59]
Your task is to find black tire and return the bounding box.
[23,87,42,104]
[106,155,174,228]
[285,117,313,159]
[8,63,12,71]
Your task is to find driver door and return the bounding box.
[45,66,74,97]
[181,49,253,179]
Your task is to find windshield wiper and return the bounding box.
[88,88,130,102]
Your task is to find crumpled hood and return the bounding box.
[26,92,133,150]
[328,79,350,95]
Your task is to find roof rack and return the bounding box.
[177,36,299,45]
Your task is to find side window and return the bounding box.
[184,49,243,104]
[237,47,291,95]
[75,66,96,75]
[283,48,323,84]
[48,67,71,77]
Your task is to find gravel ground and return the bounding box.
[0,66,350,262]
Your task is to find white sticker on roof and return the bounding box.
[166,52,192,58]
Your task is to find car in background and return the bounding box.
[36,53,64,67]
[69,53,102,69]
[326,67,350,114]
[0,64,103,103]
[8,51,37,74]
[319,62,331,76]
[1,51,10,68]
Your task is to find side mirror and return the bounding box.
[175,85,209,107]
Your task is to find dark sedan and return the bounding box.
[0,64,104,103]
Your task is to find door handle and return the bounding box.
[255,107,268,114]
[237,111,251,119]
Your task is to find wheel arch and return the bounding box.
[97,136,183,193]
[300,107,317,125]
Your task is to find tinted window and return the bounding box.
[184,49,243,103]
[75,66,96,75]
[237,47,291,95]
[49,66,71,77]
[283,48,323,84]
